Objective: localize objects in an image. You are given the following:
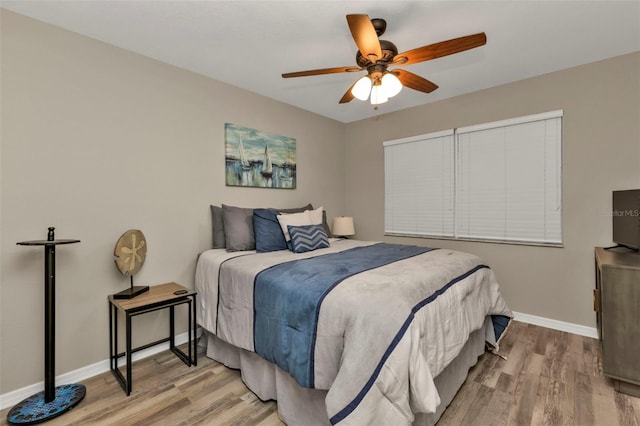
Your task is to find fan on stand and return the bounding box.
[113,229,149,299]
[282,14,486,105]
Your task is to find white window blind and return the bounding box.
[384,130,454,237]
[384,110,563,246]
[456,111,562,244]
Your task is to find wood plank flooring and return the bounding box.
[2,321,639,425]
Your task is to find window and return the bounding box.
[384,110,562,246]
[384,130,455,237]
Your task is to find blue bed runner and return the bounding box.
[253,243,435,388]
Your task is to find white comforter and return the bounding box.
[195,239,511,425]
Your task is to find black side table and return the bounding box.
[108,282,197,396]
[7,227,85,425]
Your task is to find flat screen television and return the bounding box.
[612,189,640,251]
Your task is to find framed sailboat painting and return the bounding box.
[224,123,296,189]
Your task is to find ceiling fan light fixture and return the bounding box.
[283,15,487,106]
[352,76,372,101]
[370,82,388,105]
[381,72,403,98]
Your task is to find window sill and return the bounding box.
[384,232,564,248]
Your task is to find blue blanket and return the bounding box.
[253,243,435,388]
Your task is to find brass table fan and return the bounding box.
[113,229,149,299]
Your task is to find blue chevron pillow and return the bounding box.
[287,224,330,253]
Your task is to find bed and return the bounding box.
[196,205,512,425]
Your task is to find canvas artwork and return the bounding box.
[225,123,297,189]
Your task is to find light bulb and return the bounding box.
[381,72,402,98]
[351,76,372,101]
[370,83,388,105]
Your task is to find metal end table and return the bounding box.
[109,282,197,395]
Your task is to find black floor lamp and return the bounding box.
[7,227,86,425]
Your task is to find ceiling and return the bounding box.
[2,1,639,123]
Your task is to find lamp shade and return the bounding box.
[332,216,355,236]
[351,76,372,101]
[370,83,388,105]
[381,72,402,98]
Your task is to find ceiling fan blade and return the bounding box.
[393,32,487,66]
[282,66,361,78]
[346,14,383,62]
[392,69,438,93]
[339,81,357,104]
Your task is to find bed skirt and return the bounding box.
[204,321,488,426]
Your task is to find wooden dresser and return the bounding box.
[594,247,640,397]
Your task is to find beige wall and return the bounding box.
[2,8,639,397]
[345,51,640,328]
[0,11,346,393]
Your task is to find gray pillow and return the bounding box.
[210,205,226,249]
[212,203,315,250]
[222,204,256,251]
[277,203,313,214]
[322,210,333,238]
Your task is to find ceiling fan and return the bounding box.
[282,14,486,106]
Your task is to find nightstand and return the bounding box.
[108,282,197,395]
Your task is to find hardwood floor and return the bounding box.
[2,321,639,425]
[1,346,282,426]
[438,321,639,426]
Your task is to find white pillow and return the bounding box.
[309,206,324,225]
[277,211,311,242]
[277,207,324,241]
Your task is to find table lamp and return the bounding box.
[332,216,355,238]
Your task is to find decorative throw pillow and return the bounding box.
[210,205,226,249]
[276,211,310,242]
[288,224,330,253]
[254,209,287,252]
[221,204,255,251]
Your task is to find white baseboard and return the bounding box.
[0,330,200,410]
[513,311,598,339]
